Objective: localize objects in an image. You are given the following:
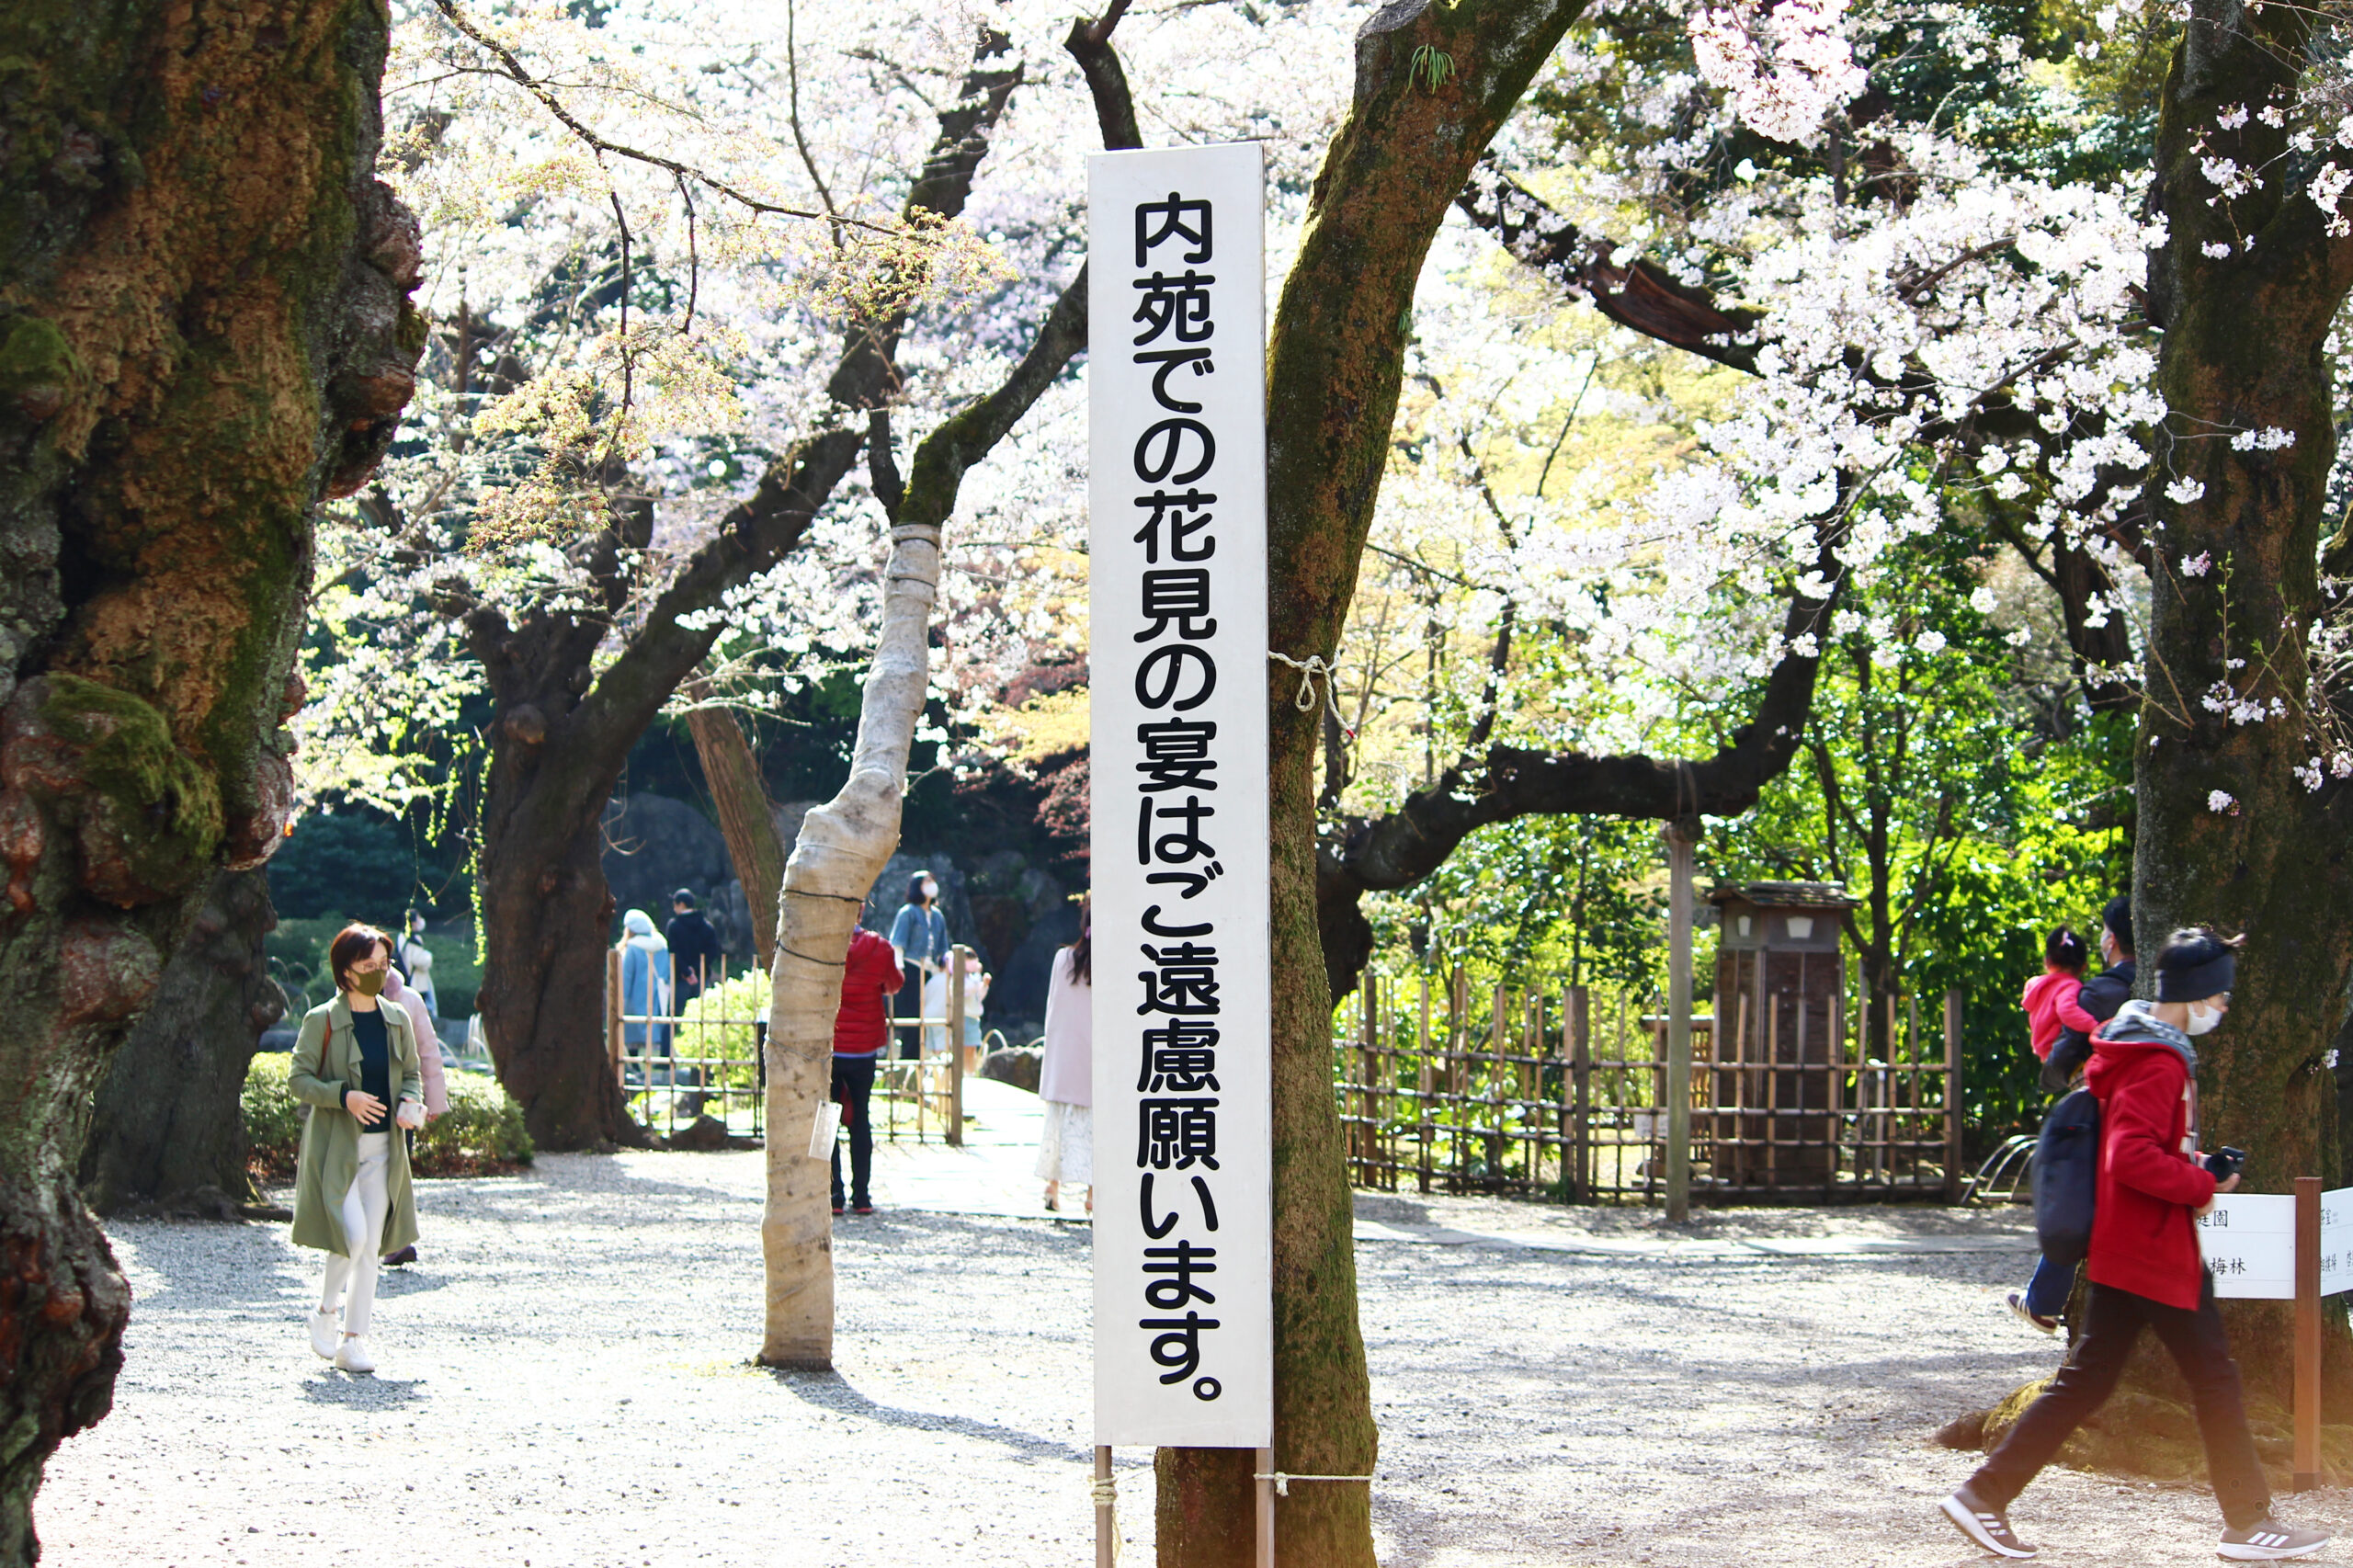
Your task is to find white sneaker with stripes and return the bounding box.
[2217,1520,2328,1561]
[1940,1486,2038,1559]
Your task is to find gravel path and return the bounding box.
[40,1151,2353,1566]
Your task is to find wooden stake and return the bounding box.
[1256,1446,1276,1568]
[1096,1445,1116,1567]
[1664,820,1696,1222]
[2297,1176,2322,1492]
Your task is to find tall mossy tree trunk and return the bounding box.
[0,0,421,1558]
[78,867,285,1214]
[2130,0,2353,1401]
[687,694,786,965]
[1153,4,1588,1563]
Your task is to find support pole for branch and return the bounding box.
[1096,1445,1116,1566]
[2296,1176,2321,1491]
[947,945,968,1149]
[1665,819,1696,1223]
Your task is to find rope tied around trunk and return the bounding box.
[1267,651,1352,738]
[1254,1471,1377,1496]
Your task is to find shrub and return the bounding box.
[242,1050,533,1185]
[244,1053,304,1183]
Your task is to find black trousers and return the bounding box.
[829,1054,877,1208]
[1971,1276,2270,1529]
[892,970,925,1060]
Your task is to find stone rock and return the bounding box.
[662,1114,732,1152]
[977,1046,1041,1094]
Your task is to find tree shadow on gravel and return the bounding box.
[299,1373,428,1410]
[767,1368,1087,1467]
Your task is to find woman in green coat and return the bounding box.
[290,924,425,1373]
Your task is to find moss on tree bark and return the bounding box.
[0,0,420,1557]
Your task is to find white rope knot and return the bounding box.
[1267,651,1352,737]
[1253,1471,1376,1497]
[1090,1478,1119,1508]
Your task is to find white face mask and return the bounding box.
[921,881,939,901]
[2186,1001,2225,1036]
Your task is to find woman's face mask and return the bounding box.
[922,881,939,902]
[350,967,388,998]
[2186,995,2230,1036]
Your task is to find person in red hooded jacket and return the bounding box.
[831,926,902,1217]
[1941,929,2328,1562]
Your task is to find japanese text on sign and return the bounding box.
[1090,142,1271,1449]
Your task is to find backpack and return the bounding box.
[2034,1085,2102,1268]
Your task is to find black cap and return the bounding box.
[672,889,697,908]
[2156,927,2235,1002]
[2101,894,2133,956]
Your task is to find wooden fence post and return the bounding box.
[607,947,623,1082]
[1942,988,1964,1203]
[1568,984,1590,1202]
[1665,820,1696,1222]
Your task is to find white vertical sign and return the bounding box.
[1089,142,1273,1449]
[2199,1193,2296,1300]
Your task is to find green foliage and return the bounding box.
[1371,813,1668,995]
[1410,44,1456,94]
[243,1051,532,1181]
[268,807,468,921]
[242,1053,305,1182]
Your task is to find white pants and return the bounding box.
[319,1132,390,1335]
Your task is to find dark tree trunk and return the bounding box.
[0,0,418,1557]
[78,868,284,1214]
[475,718,642,1152]
[2131,0,2353,1398]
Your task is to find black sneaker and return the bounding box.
[2218,1520,2328,1561]
[1942,1486,2037,1558]
[2006,1292,2060,1335]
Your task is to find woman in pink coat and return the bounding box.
[381,968,446,1266]
[1035,909,1091,1214]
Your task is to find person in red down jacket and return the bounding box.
[1941,929,2327,1562]
[830,926,902,1218]
[2019,926,2100,1062]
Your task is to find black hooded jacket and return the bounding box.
[2040,957,2135,1093]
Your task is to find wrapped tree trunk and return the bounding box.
[0,0,421,1557]
[760,278,1091,1366]
[1151,6,1589,1563]
[687,693,786,965]
[78,868,286,1215]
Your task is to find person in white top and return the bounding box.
[395,911,438,1017]
[1035,903,1091,1214]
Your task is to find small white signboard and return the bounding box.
[2322,1186,2353,1298]
[1088,141,1274,1449]
[2199,1193,2296,1300]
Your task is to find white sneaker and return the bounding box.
[309,1310,339,1359]
[334,1335,376,1374]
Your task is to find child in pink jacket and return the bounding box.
[2020,927,2098,1062]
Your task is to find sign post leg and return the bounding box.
[2296,1176,2321,1492]
[1096,1446,1115,1567]
[1256,1446,1275,1568]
